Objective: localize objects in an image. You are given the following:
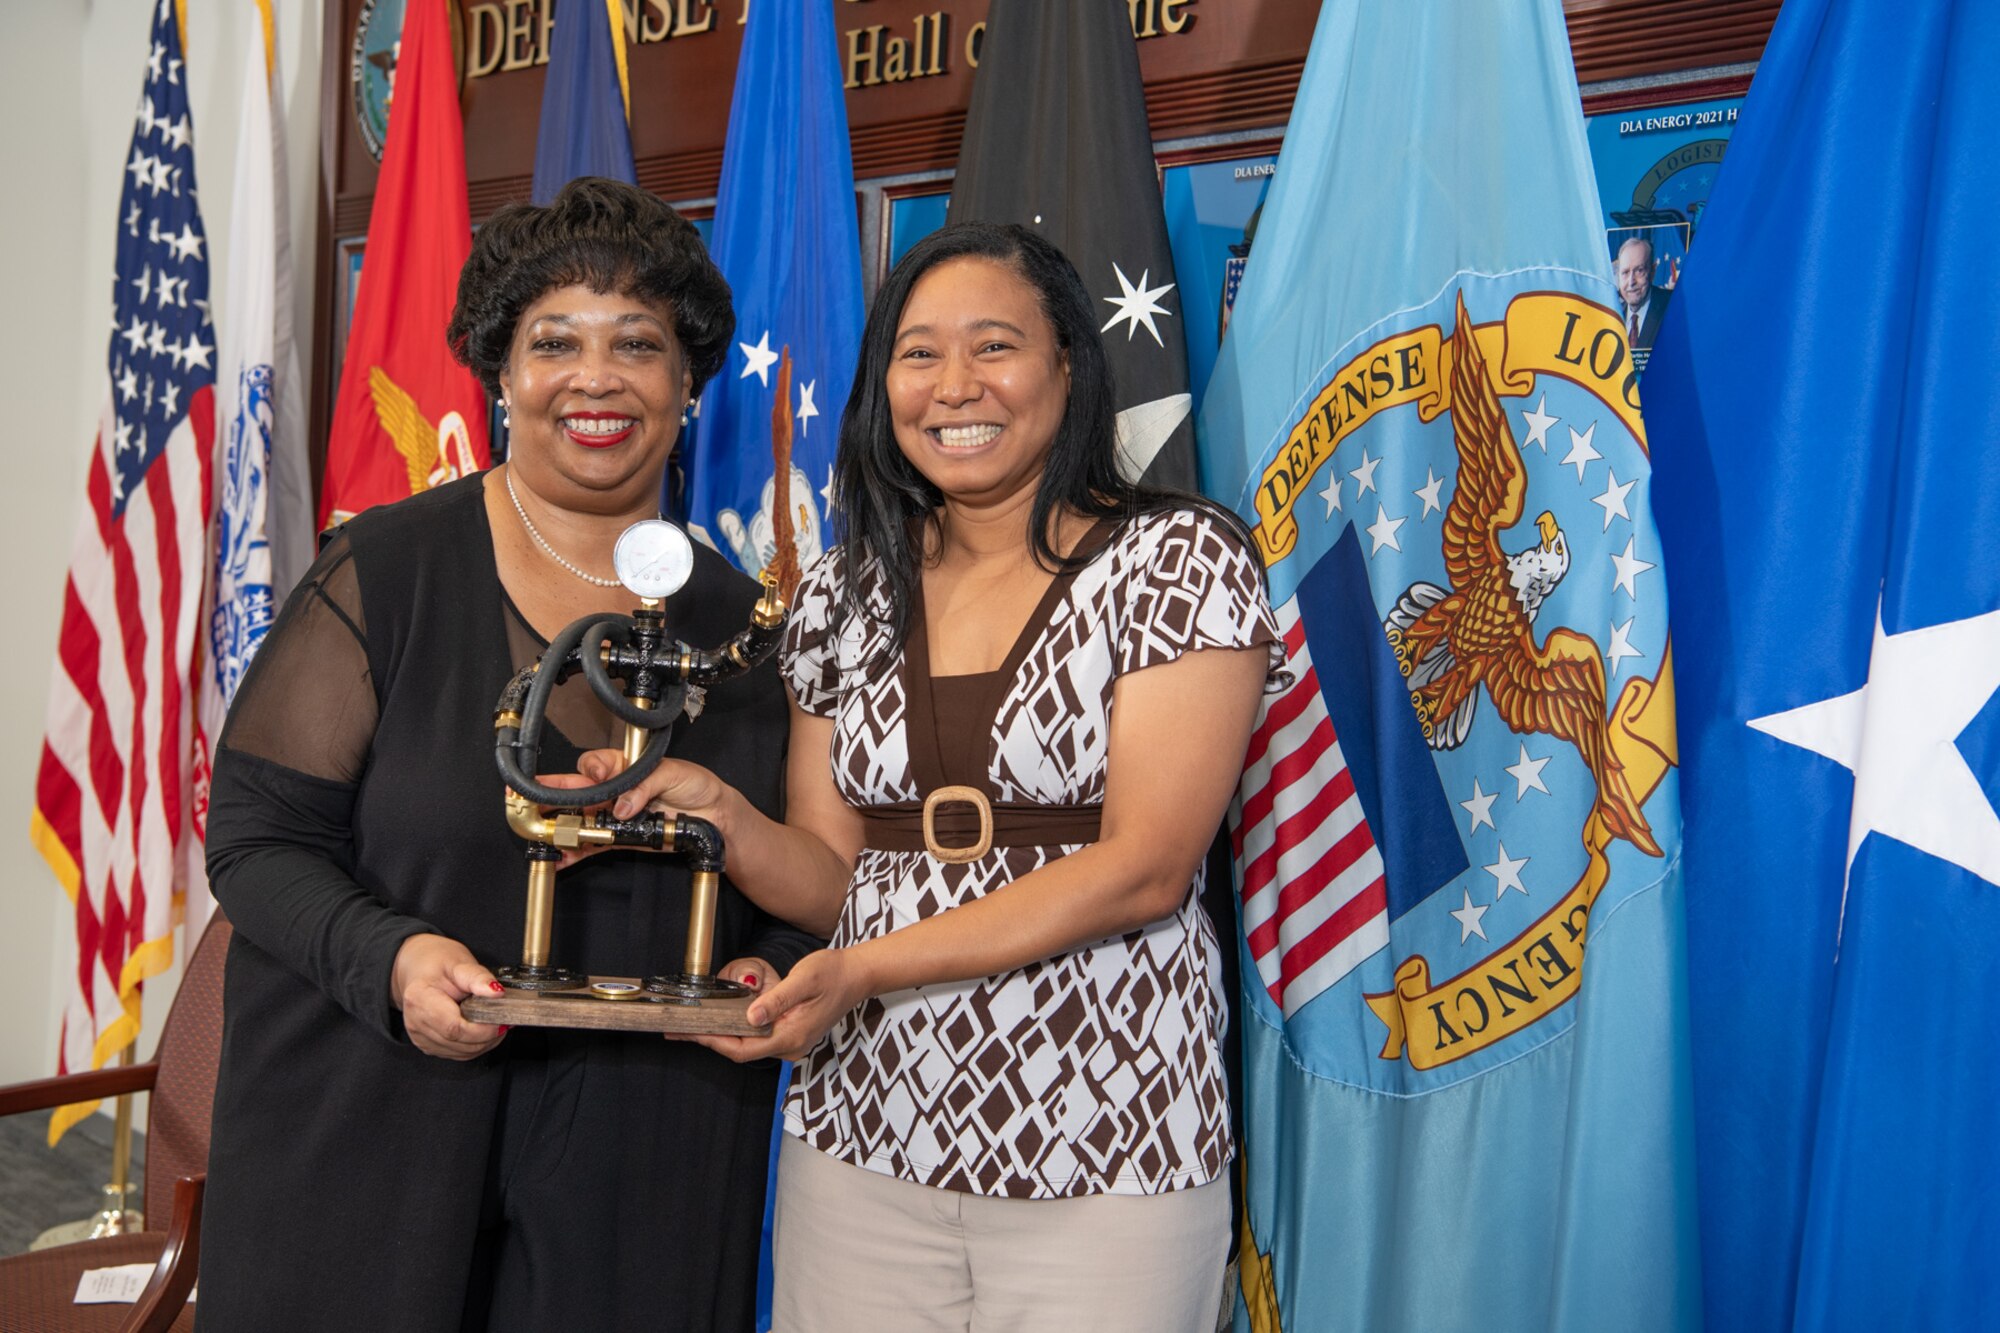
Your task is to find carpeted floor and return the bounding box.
[0,1109,146,1256]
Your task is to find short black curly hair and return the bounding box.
[446,177,734,400]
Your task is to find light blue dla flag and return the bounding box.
[1199,2,1699,1328]
[681,0,861,574]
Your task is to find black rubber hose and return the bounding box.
[513,613,601,759]
[494,718,672,810]
[496,613,675,809]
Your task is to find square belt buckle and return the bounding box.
[922,785,994,863]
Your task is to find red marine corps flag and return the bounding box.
[319,0,487,526]
[32,0,215,1142]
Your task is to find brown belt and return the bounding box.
[859,786,1102,863]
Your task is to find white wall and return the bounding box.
[0,0,325,1117]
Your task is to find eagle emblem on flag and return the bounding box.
[1385,296,1661,858]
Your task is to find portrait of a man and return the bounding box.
[1614,232,1672,356]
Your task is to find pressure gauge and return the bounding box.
[613,520,695,601]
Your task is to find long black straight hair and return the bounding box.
[830,221,1252,662]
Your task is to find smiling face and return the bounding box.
[886,256,1071,509]
[498,283,691,513]
[1614,237,1655,310]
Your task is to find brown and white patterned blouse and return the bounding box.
[780,508,1282,1199]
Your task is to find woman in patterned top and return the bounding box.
[584,222,1282,1330]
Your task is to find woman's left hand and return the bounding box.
[680,948,870,1063]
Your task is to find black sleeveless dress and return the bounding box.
[198,476,813,1331]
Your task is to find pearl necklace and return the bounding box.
[505,469,623,588]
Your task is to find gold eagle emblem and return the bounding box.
[1384,295,1661,857]
[368,365,478,496]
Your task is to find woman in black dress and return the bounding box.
[197,178,814,1331]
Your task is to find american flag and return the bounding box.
[30,0,214,1142]
[1233,596,1389,1016]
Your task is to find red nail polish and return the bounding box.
[741,973,759,986]
[498,1025,511,1036]
[489,981,505,993]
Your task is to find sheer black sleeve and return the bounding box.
[205,530,435,1041]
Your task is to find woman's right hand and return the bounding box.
[390,934,508,1060]
[572,750,735,825]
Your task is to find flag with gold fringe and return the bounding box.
[33,0,215,1143]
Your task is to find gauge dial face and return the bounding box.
[612,520,695,600]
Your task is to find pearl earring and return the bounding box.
[502,399,511,428]
[680,407,691,427]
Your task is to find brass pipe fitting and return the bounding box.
[751,572,786,629]
[503,788,621,851]
[684,870,720,979]
[522,856,558,968]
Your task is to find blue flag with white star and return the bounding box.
[679,0,861,576]
[1199,2,1698,1327]
[1643,0,2000,1326]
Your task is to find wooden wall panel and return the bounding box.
[314,0,1780,473]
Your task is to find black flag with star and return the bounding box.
[947,0,1196,490]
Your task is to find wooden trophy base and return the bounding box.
[461,976,770,1036]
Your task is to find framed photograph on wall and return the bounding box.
[1582,83,1750,377]
[1158,141,1282,418]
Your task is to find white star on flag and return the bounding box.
[796,379,819,435]
[738,331,779,386]
[1506,743,1551,798]
[1606,617,1641,669]
[820,464,836,511]
[1521,395,1558,452]
[1611,536,1656,599]
[1366,503,1404,555]
[1485,842,1529,899]
[170,222,203,262]
[1349,448,1382,495]
[159,379,180,418]
[113,417,135,453]
[127,149,155,189]
[1748,599,2000,939]
[164,116,191,151]
[1592,468,1636,530]
[1450,888,1490,943]
[120,316,148,357]
[116,365,139,402]
[1562,422,1602,481]
[1318,467,1342,517]
[180,332,211,371]
[1415,467,1446,519]
[1100,263,1175,346]
[1460,778,1497,832]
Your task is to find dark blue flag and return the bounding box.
[1643,0,2000,1327]
[681,0,861,576]
[530,0,635,203]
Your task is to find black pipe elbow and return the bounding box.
[672,814,725,873]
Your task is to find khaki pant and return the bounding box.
[772,1140,1230,1333]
